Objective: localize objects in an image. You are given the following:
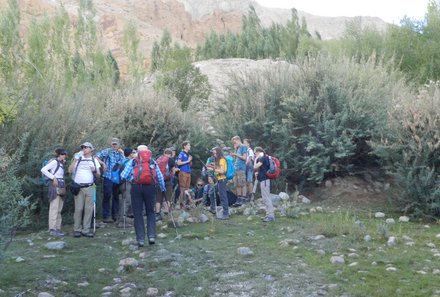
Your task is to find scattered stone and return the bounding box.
[38,293,54,297]
[375,212,385,218]
[327,284,339,290]
[199,214,209,223]
[146,288,159,296]
[119,258,139,268]
[387,236,397,247]
[385,218,395,225]
[102,285,119,292]
[119,287,132,297]
[436,233,440,239]
[317,249,326,256]
[402,235,413,241]
[386,267,397,272]
[348,253,359,258]
[157,233,167,239]
[371,262,377,266]
[311,235,326,241]
[237,247,254,257]
[355,220,366,229]
[424,225,430,229]
[270,193,281,206]
[278,192,289,200]
[15,257,25,263]
[325,180,332,188]
[316,206,323,212]
[364,235,372,242]
[434,253,440,258]
[43,255,56,258]
[279,239,299,247]
[417,270,427,275]
[122,239,134,246]
[433,269,440,274]
[330,256,345,264]
[45,241,66,250]
[348,262,358,267]
[77,281,89,287]
[309,207,316,213]
[299,195,311,204]
[426,243,436,248]
[405,242,415,247]
[399,216,410,223]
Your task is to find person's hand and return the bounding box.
[188,155,193,162]
[102,164,108,172]
[118,148,124,154]
[52,178,58,187]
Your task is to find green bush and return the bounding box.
[213,56,405,189]
[374,82,440,218]
[0,136,35,255]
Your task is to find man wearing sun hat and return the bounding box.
[97,137,124,223]
[69,142,101,237]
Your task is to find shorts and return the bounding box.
[178,171,191,189]
[233,170,246,188]
[246,167,253,183]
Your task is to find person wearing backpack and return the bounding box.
[68,142,102,237]
[154,148,176,221]
[254,146,275,223]
[120,145,166,247]
[117,148,136,228]
[207,147,229,219]
[231,136,248,204]
[41,148,68,237]
[97,137,124,223]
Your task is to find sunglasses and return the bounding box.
[197,184,203,187]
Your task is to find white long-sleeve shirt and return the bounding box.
[41,159,65,180]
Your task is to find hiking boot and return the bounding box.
[49,229,62,237]
[208,209,216,215]
[138,240,145,247]
[148,237,156,245]
[81,232,94,238]
[56,229,65,236]
[73,231,81,238]
[102,218,113,223]
[262,216,275,223]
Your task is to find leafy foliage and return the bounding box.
[0,135,35,254]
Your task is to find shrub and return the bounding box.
[0,136,35,255]
[374,81,440,218]
[213,56,405,189]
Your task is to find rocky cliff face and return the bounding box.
[0,0,388,75]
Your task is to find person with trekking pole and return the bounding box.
[68,142,101,237]
[254,146,275,223]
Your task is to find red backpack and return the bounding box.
[266,155,280,180]
[133,150,157,185]
[155,154,170,181]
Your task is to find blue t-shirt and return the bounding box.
[234,144,247,172]
[177,151,191,173]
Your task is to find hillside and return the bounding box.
[0,0,389,76]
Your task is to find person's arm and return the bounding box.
[155,164,166,192]
[68,159,77,175]
[176,153,192,166]
[41,160,59,186]
[120,160,134,182]
[94,157,101,178]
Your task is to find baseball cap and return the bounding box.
[80,142,94,150]
[111,138,120,145]
[55,147,67,155]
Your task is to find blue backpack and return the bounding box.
[225,155,235,180]
[110,159,129,184]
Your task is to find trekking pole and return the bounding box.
[93,184,97,234]
[164,184,180,238]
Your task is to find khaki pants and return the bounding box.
[74,186,94,233]
[48,195,64,230]
[260,179,274,218]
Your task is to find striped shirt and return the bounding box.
[120,159,166,192]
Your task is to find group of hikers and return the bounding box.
[41,136,276,247]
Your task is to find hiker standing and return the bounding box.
[69,142,101,237]
[41,148,68,237]
[243,138,255,197]
[231,136,248,202]
[208,147,229,219]
[120,145,166,247]
[97,137,124,223]
[117,148,136,228]
[155,148,176,221]
[176,141,192,209]
[254,146,275,222]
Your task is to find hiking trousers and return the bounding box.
[131,184,156,242]
[260,179,274,218]
[102,177,120,221]
[74,186,94,233]
[48,195,64,230]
